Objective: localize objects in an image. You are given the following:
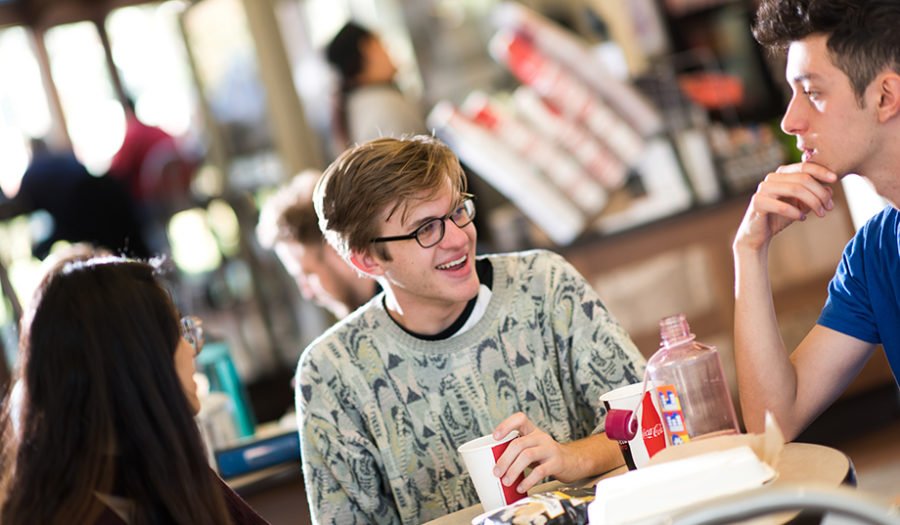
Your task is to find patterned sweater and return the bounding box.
[295,250,645,524]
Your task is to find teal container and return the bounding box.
[196,341,256,437]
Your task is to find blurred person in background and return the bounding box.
[108,97,194,206]
[108,96,198,254]
[733,0,900,441]
[256,169,378,320]
[325,21,428,151]
[0,256,268,524]
[0,137,149,260]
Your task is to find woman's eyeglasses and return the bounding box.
[180,315,204,357]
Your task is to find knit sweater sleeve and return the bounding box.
[296,335,401,525]
[541,251,646,435]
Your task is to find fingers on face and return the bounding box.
[757,172,834,217]
[775,162,838,183]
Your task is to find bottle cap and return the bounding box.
[605,408,637,441]
[659,313,696,348]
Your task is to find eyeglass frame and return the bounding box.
[180,315,204,357]
[370,194,476,249]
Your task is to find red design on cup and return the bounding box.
[640,392,666,458]
[491,439,526,505]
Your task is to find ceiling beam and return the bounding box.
[0,0,156,30]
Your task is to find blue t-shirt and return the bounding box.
[818,206,900,380]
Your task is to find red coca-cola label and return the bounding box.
[640,392,667,458]
[492,439,525,506]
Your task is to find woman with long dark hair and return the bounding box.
[0,256,268,525]
[325,21,427,150]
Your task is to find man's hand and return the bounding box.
[734,162,838,251]
[490,412,621,494]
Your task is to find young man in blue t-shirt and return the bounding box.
[733,0,900,441]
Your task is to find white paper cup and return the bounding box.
[601,382,667,469]
[458,431,525,512]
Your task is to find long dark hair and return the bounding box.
[325,21,373,148]
[0,257,232,525]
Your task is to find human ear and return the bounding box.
[349,248,385,278]
[875,73,900,123]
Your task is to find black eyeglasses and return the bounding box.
[371,195,476,249]
[180,315,204,357]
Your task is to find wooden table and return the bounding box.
[423,442,851,525]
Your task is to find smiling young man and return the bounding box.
[296,135,644,524]
[733,0,900,440]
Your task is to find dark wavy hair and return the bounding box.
[753,0,900,104]
[325,21,374,148]
[0,257,232,524]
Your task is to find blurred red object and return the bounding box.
[678,72,745,109]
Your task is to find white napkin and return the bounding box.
[587,445,775,524]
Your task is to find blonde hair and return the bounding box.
[314,135,466,261]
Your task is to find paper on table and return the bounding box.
[587,413,784,524]
[588,445,775,524]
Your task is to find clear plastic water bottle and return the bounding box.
[646,313,739,445]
